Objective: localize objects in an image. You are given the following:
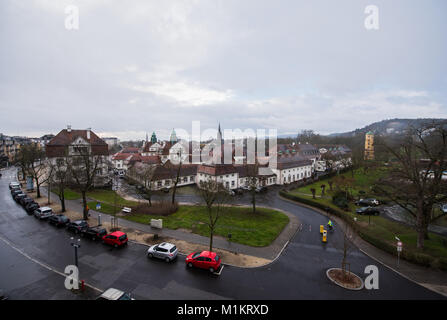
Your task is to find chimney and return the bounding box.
[67,125,72,133]
[86,128,91,140]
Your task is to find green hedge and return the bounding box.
[279,190,447,271]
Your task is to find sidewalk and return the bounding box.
[40,187,300,263]
[280,195,447,297]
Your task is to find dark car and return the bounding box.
[356,198,379,207]
[48,214,70,227]
[19,196,35,207]
[66,220,89,234]
[234,188,244,195]
[355,206,380,216]
[11,189,22,197]
[25,202,39,215]
[81,226,107,241]
[13,193,27,203]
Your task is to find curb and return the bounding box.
[326,268,364,291]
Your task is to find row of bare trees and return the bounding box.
[15,144,106,220]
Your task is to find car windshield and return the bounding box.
[119,235,127,241]
[118,293,132,300]
[170,246,177,253]
[215,255,220,262]
[192,252,201,259]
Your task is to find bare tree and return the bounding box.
[49,154,71,212]
[374,122,447,248]
[245,162,268,214]
[331,220,358,280]
[171,149,183,204]
[70,145,104,220]
[142,164,158,207]
[197,179,231,252]
[16,144,47,197]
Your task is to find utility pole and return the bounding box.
[70,237,81,267]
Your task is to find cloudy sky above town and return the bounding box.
[1,0,446,140]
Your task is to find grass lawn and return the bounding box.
[52,187,81,200]
[88,195,289,247]
[87,189,136,207]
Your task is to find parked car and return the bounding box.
[161,187,170,193]
[81,226,107,241]
[33,207,53,220]
[255,186,267,193]
[11,189,23,197]
[66,220,89,234]
[102,231,128,248]
[241,186,250,191]
[48,214,70,227]
[25,202,39,215]
[355,206,380,216]
[185,251,221,273]
[356,198,379,206]
[19,196,35,207]
[234,188,244,195]
[440,204,447,214]
[96,288,133,300]
[228,190,235,196]
[9,182,20,190]
[147,242,178,262]
[14,193,27,203]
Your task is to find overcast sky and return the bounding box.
[1,0,446,140]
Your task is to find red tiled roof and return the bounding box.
[46,129,108,157]
[112,153,133,161]
[197,164,237,176]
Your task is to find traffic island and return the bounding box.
[326,268,364,290]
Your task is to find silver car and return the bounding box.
[34,206,53,220]
[147,242,178,262]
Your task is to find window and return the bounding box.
[231,181,235,187]
[157,181,162,187]
[190,176,194,182]
[183,177,187,183]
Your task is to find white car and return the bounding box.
[33,207,53,220]
[96,288,133,300]
[441,204,447,214]
[147,242,178,262]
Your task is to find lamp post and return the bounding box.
[70,237,81,267]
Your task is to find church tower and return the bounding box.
[170,128,178,144]
[150,131,157,144]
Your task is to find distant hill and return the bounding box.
[328,118,447,137]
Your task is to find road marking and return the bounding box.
[0,234,103,293]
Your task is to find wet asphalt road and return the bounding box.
[0,168,443,299]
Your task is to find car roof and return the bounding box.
[99,288,125,300]
[110,231,126,236]
[73,220,86,224]
[40,206,52,211]
[200,251,217,258]
[158,242,175,249]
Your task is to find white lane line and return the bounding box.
[0,235,102,293]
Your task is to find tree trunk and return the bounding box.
[209,228,214,252]
[82,191,88,220]
[36,179,40,198]
[61,193,66,213]
[416,205,425,249]
[252,191,256,214]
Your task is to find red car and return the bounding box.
[185,251,221,273]
[102,231,128,248]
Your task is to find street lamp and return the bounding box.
[70,237,81,267]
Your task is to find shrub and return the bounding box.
[332,191,349,210]
[131,201,178,216]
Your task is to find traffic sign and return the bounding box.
[96,203,101,210]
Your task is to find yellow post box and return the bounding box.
[322,230,327,243]
[320,225,324,234]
